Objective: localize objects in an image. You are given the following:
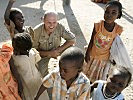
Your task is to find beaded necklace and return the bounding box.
[102,84,118,99]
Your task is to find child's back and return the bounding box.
[12,33,45,100]
[12,48,42,100]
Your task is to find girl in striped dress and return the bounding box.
[83,1,123,83]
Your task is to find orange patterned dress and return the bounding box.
[0,44,21,100]
[91,0,111,3]
[83,20,123,83]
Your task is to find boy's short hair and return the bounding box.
[109,65,132,86]
[60,46,84,71]
[12,32,32,52]
[9,8,23,22]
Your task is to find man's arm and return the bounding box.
[4,0,16,25]
[38,40,75,58]
[38,49,59,58]
[59,24,76,53]
[56,40,75,53]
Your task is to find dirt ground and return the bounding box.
[0,0,133,99]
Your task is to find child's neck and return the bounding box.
[15,51,29,56]
[15,27,24,33]
[104,21,115,32]
[66,74,79,89]
[20,51,29,56]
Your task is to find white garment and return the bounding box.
[12,48,43,100]
[110,36,133,74]
[91,80,124,100]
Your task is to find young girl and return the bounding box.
[12,33,45,100]
[83,1,123,83]
[4,0,34,39]
[91,66,132,100]
[0,44,21,100]
[91,0,111,4]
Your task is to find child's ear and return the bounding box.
[117,12,121,19]
[117,14,120,19]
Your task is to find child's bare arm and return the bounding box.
[85,26,96,63]
[34,84,47,100]
[4,0,16,25]
[90,81,98,93]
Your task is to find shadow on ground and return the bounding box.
[63,5,87,50]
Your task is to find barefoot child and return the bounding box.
[83,1,123,83]
[12,33,43,100]
[34,47,90,100]
[91,66,132,100]
[4,0,33,39]
[0,44,21,100]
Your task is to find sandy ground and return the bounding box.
[0,0,133,99]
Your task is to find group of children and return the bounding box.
[0,0,132,100]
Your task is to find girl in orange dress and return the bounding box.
[91,0,119,4]
[0,44,21,100]
[83,1,123,83]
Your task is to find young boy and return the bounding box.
[91,65,132,100]
[34,47,90,100]
[4,0,34,39]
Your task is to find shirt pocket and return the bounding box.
[38,36,49,50]
[53,34,61,48]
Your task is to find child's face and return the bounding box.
[59,60,79,81]
[106,70,129,95]
[14,13,24,28]
[104,5,119,23]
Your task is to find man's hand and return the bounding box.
[50,49,61,58]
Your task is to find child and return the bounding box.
[91,65,132,100]
[34,47,90,100]
[0,44,21,100]
[4,0,33,39]
[83,1,123,83]
[12,33,44,100]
